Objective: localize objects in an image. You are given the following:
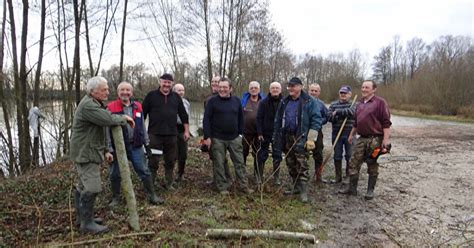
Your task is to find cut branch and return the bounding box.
[205,228,317,243]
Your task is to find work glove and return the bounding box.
[305,129,318,151]
[145,144,152,159]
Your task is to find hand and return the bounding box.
[145,145,152,159]
[105,152,114,163]
[382,139,390,153]
[124,115,135,128]
[348,135,353,144]
[183,131,190,142]
[203,138,211,149]
[304,140,315,151]
[258,135,264,142]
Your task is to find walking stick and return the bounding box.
[315,94,358,181]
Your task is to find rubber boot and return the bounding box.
[176,161,185,183]
[164,167,175,190]
[108,180,121,208]
[284,178,301,195]
[273,162,281,186]
[344,160,350,178]
[80,192,109,234]
[75,189,103,226]
[299,181,309,203]
[365,175,378,200]
[330,160,343,184]
[339,174,358,195]
[143,177,165,205]
[149,155,160,185]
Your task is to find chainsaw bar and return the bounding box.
[378,155,419,163]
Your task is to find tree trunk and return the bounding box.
[203,0,213,82]
[119,0,129,82]
[83,1,94,77]
[31,0,46,167]
[72,0,84,105]
[0,0,16,176]
[205,229,316,243]
[111,126,140,231]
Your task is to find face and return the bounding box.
[287,84,302,98]
[361,81,376,99]
[174,84,185,98]
[309,84,321,98]
[339,91,351,102]
[248,83,260,97]
[159,79,173,94]
[211,76,220,94]
[91,83,109,102]
[218,81,232,98]
[117,83,133,102]
[269,83,281,97]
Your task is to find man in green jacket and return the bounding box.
[70,76,134,234]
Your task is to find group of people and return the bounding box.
[69,74,391,234]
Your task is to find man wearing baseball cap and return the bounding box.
[327,85,356,183]
[273,77,323,203]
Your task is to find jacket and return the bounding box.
[70,95,127,164]
[273,91,322,153]
[240,91,265,107]
[256,93,282,138]
[107,99,146,148]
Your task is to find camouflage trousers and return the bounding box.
[211,136,249,191]
[284,134,309,182]
[348,136,383,176]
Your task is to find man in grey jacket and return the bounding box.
[70,76,134,234]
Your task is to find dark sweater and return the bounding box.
[203,95,243,140]
[256,93,282,138]
[143,89,188,136]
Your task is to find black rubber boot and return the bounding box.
[80,192,109,234]
[143,177,165,205]
[344,160,350,178]
[75,189,103,226]
[148,155,160,185]
[330,160,343,184]
[339,174,359,195]
[176,161,185,182]
[365,175,378,200]
[284,179,301,195]
[164,168,175,190]
[108,180,121,208]
[273,162,281,186]
[299,181,309,203]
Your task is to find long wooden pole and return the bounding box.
[111,126,140,231]
[206,228,317,243]
[316,95,358,179]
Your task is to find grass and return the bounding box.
[0,140,326,247]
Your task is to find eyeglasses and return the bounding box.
[211,80,219,83]
[339,92,348,95]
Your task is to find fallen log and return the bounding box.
[205,228,316,243]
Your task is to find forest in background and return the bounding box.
[0,0,473,177]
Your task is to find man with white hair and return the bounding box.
[70,76,134,234]
[107,82,164,207]
[256,82,283,185]
[241,81,265,184]
[173,83,191,182]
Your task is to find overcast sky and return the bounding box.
[269,0,473,59]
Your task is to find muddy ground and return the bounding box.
[1,115,473,247]
[314,115,474,247]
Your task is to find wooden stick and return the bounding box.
[49,231,155,247]
[206,228,316,243]
[112,126,140,231]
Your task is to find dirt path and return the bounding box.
[313,115,474,246]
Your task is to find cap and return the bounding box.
[160,73,174,81]
[339,85,351,93]
[288,77,302,85]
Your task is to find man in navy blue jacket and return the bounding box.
[203,78,253,195]
[256,82,283,186]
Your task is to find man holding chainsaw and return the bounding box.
[339,80,391,200]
